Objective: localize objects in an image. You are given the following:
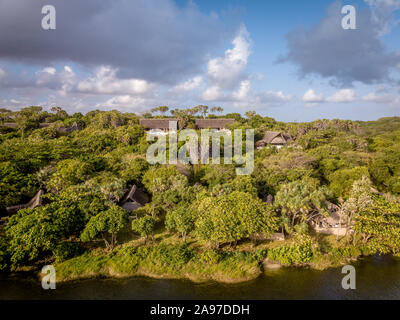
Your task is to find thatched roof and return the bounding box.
[6,189,45,215]
[256,131,292,147]
[57,122,81,134]
[2,123,51,129]
[195,119,234,129]
[119,185,150,211]
[139,119,178,130]
[2,123,17,129]
[312,203,343,228]
[262,194,274,204]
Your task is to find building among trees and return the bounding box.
[255,131,293,149]
[119,185,150,212]
[6,189,45,215]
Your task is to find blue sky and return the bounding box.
[0,0,399,121]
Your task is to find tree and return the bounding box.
[194,105,209,118]
[131,215,156,243]
[328,166,370,199]
[199,164,236,189]
[5,202,84,267]
[165,206,194,242]
[143,166,188,194]
[151,106,169,116]
[80,205,129,250]
[210,106,224,115]
[245,111,257,119]
[170,108,196,129]
[47,159,93,193]
[341,176,375,239]
[195,191,278,247]
[50,106,68,120]
[353,196,400,254]
[274,180,332,229]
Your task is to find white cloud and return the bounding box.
[206,24,251,89]
[172,76,203,92]
[362,92,400,107]
[77,66,152,96]
[201,86,223,101]
[362,92,394,103]
[302,89,324,103]
[326,89,356,103]
[97,95,148,111]
[232,80,251,100]
[232,88,292,110]
[262,91,292,103]
[35,65,77,95]
[0,68,5,78]
[38,67,56,75]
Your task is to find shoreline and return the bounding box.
[5,252,398,285]
[39,254,369,285]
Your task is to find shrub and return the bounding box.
[53,242,84,263]
[268,236,314,265]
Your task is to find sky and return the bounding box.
[0,0,399,121]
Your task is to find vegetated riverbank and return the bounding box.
[49,232,375,284]
[3,254,400,300]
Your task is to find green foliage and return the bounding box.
[120,157,149,186]
[199,164,236,188]
[5,203,83,266]
[0,237,10,271]
[195,191,279,246]
[327,166,370,199]
[165,206,194,241]
[47,159,93,193]
[353,196,400,254]
[53,242,84,263]
[143,166,188,194]
[81,205,129,250]
[268,236,314,265]
[131,215,156,240]
[274,180,332,228]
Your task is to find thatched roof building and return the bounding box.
[57,122,81,134]
[2,122,17,129]
[6,189,45,215]
[255,131,292,149]
[119,185,150,212]
[139,119,178,130]
[195,119,234,130]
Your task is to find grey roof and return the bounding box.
[6,189,45,215]
[2,122,51,129]
[56,122,81,134]
[139,119,178,129]
[256,131,292,147]
[195,119,235,129]
[120,185,150,209]
[2,123,17,129]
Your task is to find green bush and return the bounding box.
[198,250,222,264]
[53,242,84,263]
[0,237,10,271]
[330,246,361,259]
[268,236,314,265]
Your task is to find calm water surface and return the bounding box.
[1,255,399,300]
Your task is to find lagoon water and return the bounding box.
[1,255,399,300]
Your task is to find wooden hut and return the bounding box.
[139,119,178,131]
[6,189,45,215]
[119,185,150,212]
[195,119,234,130]
[56,122,81,134]
[255,131,292,149]
[311,202,348,236]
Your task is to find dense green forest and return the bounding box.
[0,106,399,282]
